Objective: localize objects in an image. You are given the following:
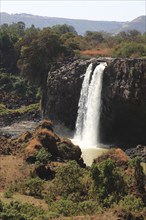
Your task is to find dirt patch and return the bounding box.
[0,155,32,190]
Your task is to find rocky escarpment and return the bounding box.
[42,59,92,127]
[101,58,146,145]
[43,58,146,146]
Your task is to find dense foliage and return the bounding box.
[1,156,145,219]
[0,22,146,87]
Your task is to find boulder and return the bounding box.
[25,120,84,166]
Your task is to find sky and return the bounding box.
[1,0,146,22]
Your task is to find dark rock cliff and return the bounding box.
[101,59,146,145]
[42,58,146,146]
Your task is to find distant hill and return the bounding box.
[116,16,146,34]
[0,12,145,35]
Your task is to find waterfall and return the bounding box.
[75,63,93,141]
[74,62,107,147]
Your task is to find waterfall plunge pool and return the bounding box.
[71,138,109,166]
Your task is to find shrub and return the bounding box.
[78,200,101,215]
[54,160,86,200]
[0,201,46,220]
[91,159,127,207]
[0,200,3,212]
[0,73,14,91]
[4,184,14,198]
[119,195,144,212]
[22,177,44,197]
[4,190,13,198]
[112,42,146,58]
[49,199,101,217]
[35,147,51,165]
[129,157,145,192]
[50,199,78,216]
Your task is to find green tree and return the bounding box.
[52,24,77,35]
[17,28,72,86]
[61,32,80,50]
[112,42,146,58]
[54,161,82,198]
[91,159,127,207]
[23,177,44,197]
[53,161,89,201]
[130,157,145,193]
[85,31,104,44]
[0,32,18,73]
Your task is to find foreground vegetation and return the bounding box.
[0,121,145,219]
[0,158,145,219]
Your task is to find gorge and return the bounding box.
[42,58,146,147]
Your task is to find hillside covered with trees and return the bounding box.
[1,21,146,79]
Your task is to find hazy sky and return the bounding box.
[1,0,145,21]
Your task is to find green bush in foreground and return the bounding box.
[50,199,101,217]
[35,147,51,166]
[22,177,44,197]
[52,160,91,202]
[1,158,145,218]
[91,159,127,207]
[0,200,46,220]
[118,194,144,212]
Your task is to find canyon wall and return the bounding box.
[42,58,146,146]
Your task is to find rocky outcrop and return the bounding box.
[101,59,146,145]
[25,120,84,166]
[125,145,146,163]
[42,59,91,128]
[43,58,146,146]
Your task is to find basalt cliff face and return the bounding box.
[42,58,146,146]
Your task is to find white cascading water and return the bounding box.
[75,63,93,141]
[74,62,107,147]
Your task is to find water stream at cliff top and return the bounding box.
[74,62,107,148]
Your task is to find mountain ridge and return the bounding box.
[0,12,145,35]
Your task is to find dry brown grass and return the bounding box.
[25,138,42,155]
[36,128,60,140]
[80,48,111,56]
[0,155,32,190]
